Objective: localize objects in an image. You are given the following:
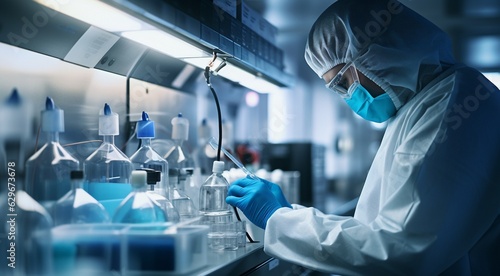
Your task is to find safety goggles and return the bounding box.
[325,61,360,98]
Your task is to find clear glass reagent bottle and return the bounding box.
[84,103,132,201]
[52,170,110,225]
[112,170,167,223]
[129,111,169,201]
[141,168,180,223]
[199,161,232,217]
[169,168,198,221]
[25,97,79,209]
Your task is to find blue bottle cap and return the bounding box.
[99,103,119,136]
[6,88,21,105]
[137,111,155,139]
[42,97,64,133]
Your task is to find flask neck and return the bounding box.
[46,131,60,143]
[71,179,84,190]
[132,186,147,193]
[102,135,115,145]
[174,139,184,147]
[140,138,152,147]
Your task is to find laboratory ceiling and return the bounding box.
[244,0,500,83]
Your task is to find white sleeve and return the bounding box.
[264,71,500,275]
[264,206,427,275]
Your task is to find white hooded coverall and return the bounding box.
[264,0,500,275]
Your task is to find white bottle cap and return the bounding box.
[212,161,225,174]
[198,119,211,140]
[171,113,189,140]
[99,103,119,136]
[130,170,147,188]
[42,97,64,133]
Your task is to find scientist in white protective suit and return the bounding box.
[226,0,500,275]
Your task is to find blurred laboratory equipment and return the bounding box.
[193,119,216,177]
[0,88,32,172]
[236,142,261,172]
[84,103,133,214]
[272,169,301,205]
[163,113,198,220]
[25,97,79,209]
[52,170,110,226]
[1,90,53,275]
[120,224,209,275]
[52,224,126,274]
[191,118,217,209]
[262,143,326,209]
[164,113,196,172]
[11,189,53,275]
[141,168,180,223]
[168,168,198,221]
[112,170,167,223]
[208,137,257,179]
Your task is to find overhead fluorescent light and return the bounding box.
[36,0,285,93]
[183,57,225,71]
[217,63,256,84]
[172,64,197,88]
[239,75,281,94]
[35,0,147,32]
[122,30,208,59]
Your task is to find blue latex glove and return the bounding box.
[226,177,290,229]
[260,178,292,209]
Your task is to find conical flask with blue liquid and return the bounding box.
[112,170,167,223]
[84,103,132,214]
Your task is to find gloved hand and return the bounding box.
[260,178,292,208]
[226,176,290,229]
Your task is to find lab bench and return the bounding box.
[191,242,315,276]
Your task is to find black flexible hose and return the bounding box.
[204,61,256,243]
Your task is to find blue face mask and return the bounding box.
[344,82,396,123]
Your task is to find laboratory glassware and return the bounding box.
[52,170,110,225]
[199,161,233,223]
[129,111,169,198]
[0,88,32,172]
[84,103,132,204]
[1,88,43,275]
[193,118,216,176]
[164,113,196,172]
[141,168,180,223]
[112,170,167,223]
[168,168,198,221]
[25,97,79,209]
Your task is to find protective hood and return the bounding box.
[304,0,456,109]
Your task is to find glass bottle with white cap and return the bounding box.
[84,103,132,212]
[112,170,167,223]
[25,97,79,209]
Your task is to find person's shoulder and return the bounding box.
[448,64,499,97]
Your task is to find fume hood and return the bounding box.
[0,0,294,94]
